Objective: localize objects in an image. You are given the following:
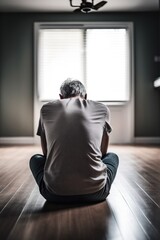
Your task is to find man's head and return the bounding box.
[60,78,87,99]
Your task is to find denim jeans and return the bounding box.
[29,152,119,204]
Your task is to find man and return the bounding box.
[30,79,119,203]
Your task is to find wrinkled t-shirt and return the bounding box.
[37,97,112,195]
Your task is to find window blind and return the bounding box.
[37,27,130,102]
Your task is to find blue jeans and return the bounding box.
[29,153,119,203]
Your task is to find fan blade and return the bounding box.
[73,8,82,13]
[93,1,107,10]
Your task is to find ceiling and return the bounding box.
[0,0,159,12]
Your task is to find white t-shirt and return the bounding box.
[37,97,112,195]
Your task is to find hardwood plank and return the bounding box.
[114,175,160,239]
[109,145,160,239]
[0,174,35,240]
[108,184,151,240]
[7,194,122,240]
[0,145,160,240]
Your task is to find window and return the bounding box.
[35,22,132,102]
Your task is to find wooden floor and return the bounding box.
[0,145,160,240]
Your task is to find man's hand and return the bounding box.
[101,130,109,157]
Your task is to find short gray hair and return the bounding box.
[60,78,86,98]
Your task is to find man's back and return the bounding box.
[40,97,110,195]
[30,79,119,203]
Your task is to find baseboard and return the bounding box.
[0,137,35,145]
[134,137,160,144]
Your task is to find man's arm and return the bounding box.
[40,131,47,157]
[101,130,109,157]
[37,115,47,157]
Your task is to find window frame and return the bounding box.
[34,22,134,104]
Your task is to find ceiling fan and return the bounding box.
[69,0,107,13]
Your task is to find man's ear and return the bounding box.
[84,94,87,100]
[59,94,64,99]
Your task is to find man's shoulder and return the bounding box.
[41,100,61,111]
[88,100,109,112]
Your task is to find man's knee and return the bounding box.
[29,154,44,170]
[108,152,119,167]
[103,152,119,169]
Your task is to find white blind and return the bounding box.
[38,29,84,101]
[86,29,129,101]
[37,27,130,101]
